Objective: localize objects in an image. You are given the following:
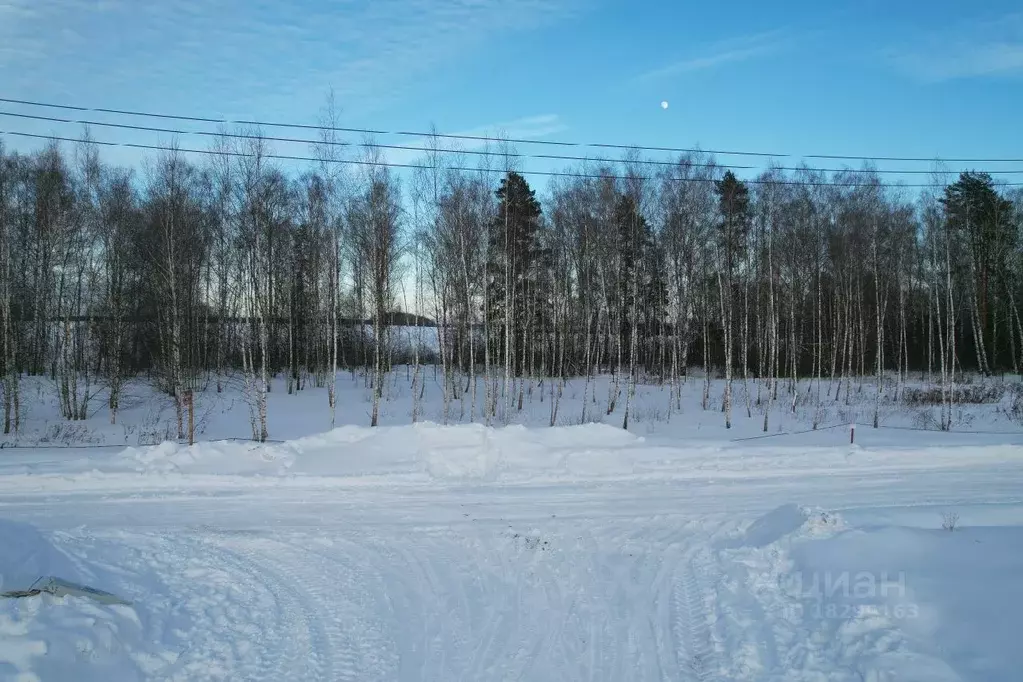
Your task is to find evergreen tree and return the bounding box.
[487,172,542,372]
[641,226,668,372]
[612,192,650,362]
[715,171,750,273]
[941,171,1015,344]
[714,171,750,427]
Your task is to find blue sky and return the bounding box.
[2,0,1022,185]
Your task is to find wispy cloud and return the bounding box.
[0,0,118,64]
[310,0,577,112]
[637,30,787,81]
[455,114,569,141]
[381,114,568,166]
[884,13,1023,81]
[1,0,579,112]
[0,0,35,15]
[0,0,41,62]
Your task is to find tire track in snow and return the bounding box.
[672,549,720,682]
[204,535,334,681]
[354,530,476,680]
[649,540,683,680]
[598,515,730,682]
[376,539,450,679]
[76,518,740,681]
[453,528,568,681]
[110,531,317,681]
[219,533,398,682]
[503,544,571,682]
[560,520,710,682]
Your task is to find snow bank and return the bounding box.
[721,504,846,549]
[0,520,151,681]
[0,520,84,594]
[89,422,1021,495]
[788,524,1023,681]
[123,439,296,476]
[714,505,1023,681]
[109,422,651,482]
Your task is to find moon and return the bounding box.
[660,100,669,110]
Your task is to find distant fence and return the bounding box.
[730,422,1023,443]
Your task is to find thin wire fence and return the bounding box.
[2,423,1020,450]
[729,422,1023,442]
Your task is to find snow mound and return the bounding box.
[715,506,1023,681]
[419,424,501,481]
[0,520,83,593]
[785,523,1023,681]
[727,504,846,549]
[123,440,295,476]
[116,422,653,482]
[91,423,1021,491]
[0,520,147,681]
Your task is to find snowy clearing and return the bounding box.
[1,375,1022,681]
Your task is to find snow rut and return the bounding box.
[106,531,319,681]
[672,552,719,681]
[308,522,717,681]
[115,530,394,681]
[71,520,743,681]
[213,533,397,681]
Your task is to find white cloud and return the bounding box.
[297,0,577,110]
[0,0,41,62]
[0,0,35,15]
[885,14,1023,81]
[0,0,123,64]
[637,30,786,81]
[1,0,579,112]
[454,114,569,141]
[380,114,568,167]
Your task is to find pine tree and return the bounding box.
[612,193,651,364]
[486,171,542,375]
[641,227,668,375]
[941,172,1015,373]
[714,171,750,428]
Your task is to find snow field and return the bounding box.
[6,492,1022,680]
[1,373,1022,680]
[5,370,1023,451]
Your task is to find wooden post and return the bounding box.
[850,422,855,445]
[185,389,195,446]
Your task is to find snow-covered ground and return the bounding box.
[2,373,1022,680]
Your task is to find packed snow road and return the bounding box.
[2,424,1023,681]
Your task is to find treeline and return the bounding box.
[0,126,1021,436]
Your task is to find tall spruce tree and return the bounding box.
[714,171,750,427]
[612,193,650,363]
[487,171,542,374]
[941,172,1015,373]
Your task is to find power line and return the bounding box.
[4,130,1021,188]
[8,109,1022,177]
[9,93,1021,164]
[805,153,1022,163]
[729,422,847,442]
[0,109,754,172]
[1,129,433,170]
[0,95,697,152]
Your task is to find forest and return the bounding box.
[1,119,1021,439]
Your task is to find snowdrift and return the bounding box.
[717,504,1023,681]
[8,421,998,490]
[0,520,148,681]
[0,520,84,594]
